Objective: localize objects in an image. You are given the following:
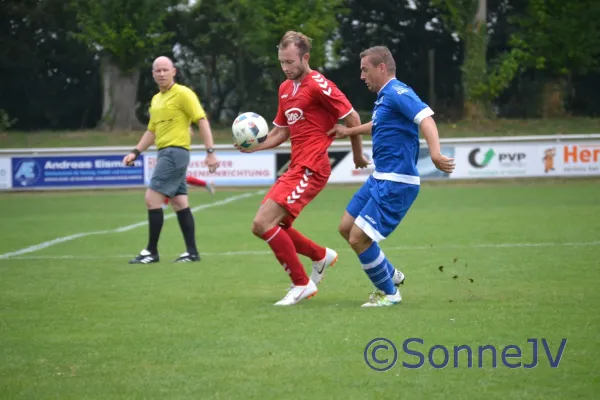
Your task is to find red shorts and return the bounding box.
[262,164,329,226]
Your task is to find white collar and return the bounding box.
[378,77,396,95]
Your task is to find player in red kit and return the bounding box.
[236,31,370,306]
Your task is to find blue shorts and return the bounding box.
[346,176,420,242]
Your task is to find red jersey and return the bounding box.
[273,70,353,172]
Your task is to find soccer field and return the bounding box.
[1,180,599,399]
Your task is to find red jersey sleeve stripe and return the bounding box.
[338,107,354,120]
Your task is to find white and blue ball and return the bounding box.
[232,112,269,149]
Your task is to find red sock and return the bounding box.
[186,176,207,186]
[262,226,309,286]
[284,227,326,261]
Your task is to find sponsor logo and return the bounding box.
[563,145,600,164]
[464,147,528,177]
[468,148,495,168]
[365,215,377,226]
[392,84,409,95]
[561,144,600,173]
[284,108,304,125]
[14,160,41,186]
[543,148,556,173]
[468,148,526,169]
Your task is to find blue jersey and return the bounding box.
[371,78,433,185]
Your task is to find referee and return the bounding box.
[123,56,219,264]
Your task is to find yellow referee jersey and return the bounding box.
[147,83,206,150]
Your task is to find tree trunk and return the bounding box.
[539,77,568,117]
[235,47,247,112]
[462,0,490,119]
[98,54,144,131]
[202,54,214,119]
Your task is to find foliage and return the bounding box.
[0,109,17,131]
[70,0,176,71]
[330,0,462,115]
[437,0,479,34]
[0,0,101,130]
[433,0,526,117]
[2,0,600,129]
[170,0,345,120]
[472,48,526,101]
[508,0,600,76]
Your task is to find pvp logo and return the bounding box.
[468,148,526,168]
[13,159,41,186]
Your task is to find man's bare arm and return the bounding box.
[420,116,455,174]
[134,130,156,152]
[250,126,290,151]
[342,110,370,168]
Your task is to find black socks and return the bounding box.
[176,207,198,255]
[146,208,164,254]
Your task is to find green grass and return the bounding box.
[1,117,600,148]
[0,181,599,399]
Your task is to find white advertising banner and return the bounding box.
[144,151,276,186]
[327,148,374,183]
[542,142,600,177]
[451,143,541,178]
[327,146,455,183]
[450,141,600,179]
[0,157,12,189]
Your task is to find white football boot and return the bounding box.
[205,181,216,197]
[275,279,318,306]
[310,248,339,285]
[392,269,406,286]
[361,288,402,307]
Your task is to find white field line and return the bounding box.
[0,191,265,260]
[2,241,599,261]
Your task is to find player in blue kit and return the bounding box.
[327,46,455,307]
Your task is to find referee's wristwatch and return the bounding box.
[206,148,215,154]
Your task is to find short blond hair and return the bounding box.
[360,46,396,74]
[278,31,312,57]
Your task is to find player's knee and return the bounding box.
[251,218,267,238]
[348,231,371,254]
[145,190,163,209]
[338,223,350,241]
[170,195,188,211]
[347,232,361,248]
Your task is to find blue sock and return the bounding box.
[358,242,396,295]
[385,260,395,278]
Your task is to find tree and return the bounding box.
[171,0,344,122]
[0,0,101,130]
[508,0,600,117]
[70,0,176,130]
[432,0,525,119]
[330,0,462,117]
[433,0,487,118]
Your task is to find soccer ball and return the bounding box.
[232,112,269,149]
